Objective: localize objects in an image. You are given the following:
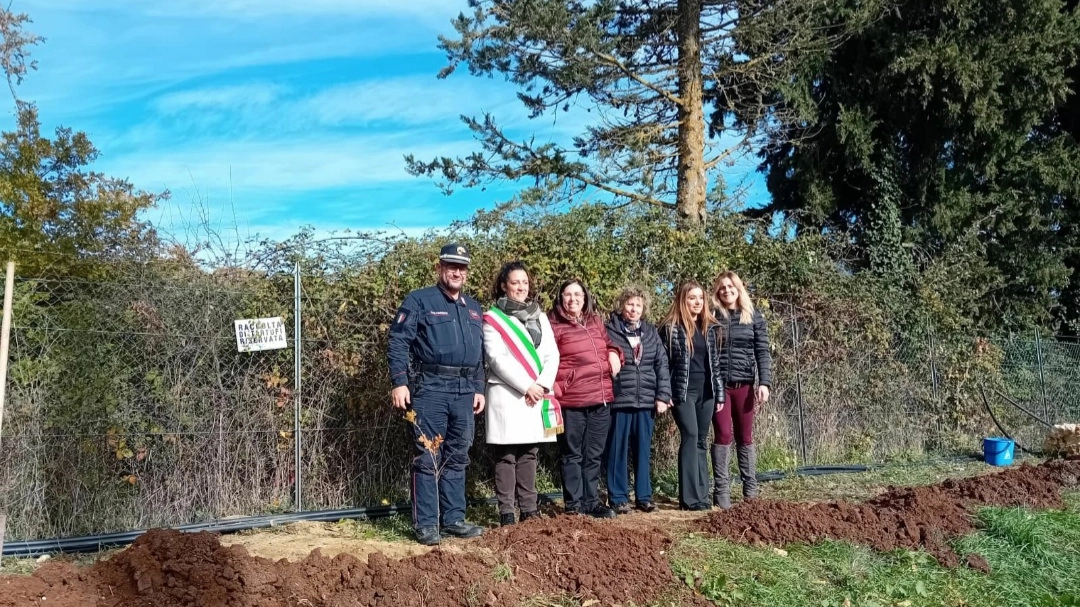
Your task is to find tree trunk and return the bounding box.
[675,0,706,225]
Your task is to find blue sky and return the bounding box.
[16,0,765,248]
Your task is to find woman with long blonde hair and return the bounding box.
[709,271,772,508]
[659,282,725,511]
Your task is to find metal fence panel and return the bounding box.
[3,256,1080,539]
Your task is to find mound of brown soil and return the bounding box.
[1,514,678,607]
[697,459,1080,568]
[483,515,674,605]
[6,460,1077,605]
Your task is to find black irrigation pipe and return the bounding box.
[1,457,983,559]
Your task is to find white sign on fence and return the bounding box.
[234,317,288,352]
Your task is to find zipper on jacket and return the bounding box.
[633,332,642,407]
[636,344,643,407]
[583,318,609,406]
[708,324,720,398]
[664,324,692,406]
[724,315,732,384]
[616,330,641,407]
[679,327,689,405]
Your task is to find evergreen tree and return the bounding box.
[407,0,871,226]
[759,0,1080,327]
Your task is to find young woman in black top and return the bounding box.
[659,282,724,510]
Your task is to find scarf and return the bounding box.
[484,306,564,436]
[495,297,543,346]
[611,311,644,365]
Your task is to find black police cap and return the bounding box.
[439,243,471,266]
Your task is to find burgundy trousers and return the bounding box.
[713,382,755,446]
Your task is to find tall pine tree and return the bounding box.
[407,0,874,226]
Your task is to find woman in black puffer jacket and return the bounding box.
[605,287,672,514]
[660,282,725,511]
[709,271,772,509]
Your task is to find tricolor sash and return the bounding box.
[484,307,564,436]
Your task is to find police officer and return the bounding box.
[388,243,486,545]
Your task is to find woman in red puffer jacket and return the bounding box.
[548,278,623,519]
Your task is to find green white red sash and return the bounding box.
[484,307,564,436]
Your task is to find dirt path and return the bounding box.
[217,521,436,562]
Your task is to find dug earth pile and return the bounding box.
[1,516,683,607]
[5,460,1079,606]
[697,459,1080,569]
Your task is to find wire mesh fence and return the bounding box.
[1,254,1078,540]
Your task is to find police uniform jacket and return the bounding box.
[388,286,485,394]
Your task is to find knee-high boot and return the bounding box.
[736,444,758,500]
[711,443,732,509]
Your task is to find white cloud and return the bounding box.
[199,0,463,23]
[15,0,625,250]
[284,76,525,128]
[100,135,473,193]
[31,0,463,21]
[155,84,282,114]
[114,74,572,150]
[20,2,456,116]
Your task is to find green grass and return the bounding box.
[0,557,39,575]
[653,454,997,504]
[762,457,996,502]
[492,561,513,582]
[666,490,1080,607]
[332,514,416,542]
[0,549,117,576]
[536,464,560,494]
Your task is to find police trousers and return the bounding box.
[408,389,475,529]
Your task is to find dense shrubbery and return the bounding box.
[4,202,1069,539]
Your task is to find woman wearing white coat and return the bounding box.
[483,261,560,526]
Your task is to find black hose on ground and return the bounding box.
[0,456,983,559]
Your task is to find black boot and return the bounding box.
[737,444,759,500]
[711,443,732,509]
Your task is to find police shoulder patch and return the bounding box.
[396,312,407,324]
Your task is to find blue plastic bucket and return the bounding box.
[983,437,1015,467]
